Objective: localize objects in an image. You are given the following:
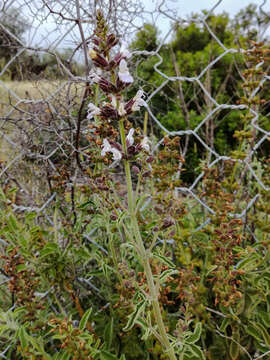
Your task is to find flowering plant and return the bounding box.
[86,10,182,360]
[2,9,269,360]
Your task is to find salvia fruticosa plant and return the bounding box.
[0,10,270,360]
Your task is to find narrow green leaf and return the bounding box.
[136,318,151,341]
[39,243,59,258]
[246,324,262,342]
[18,234,27,248]
[7,214,18,232]
[153,253,175,268]
[258,310,270,328]
[104,317,114,350]
[77,200,95,209]
[187,344,206,360]
[229,329,240,360]
[25,212,37,221]
[59,351,71,360]
[219,318,231,332]
[100,350,119,360]
[79,308,92,331]
[27,336,52,360]
[230,340,240,360]
[123,300,146,332]
[18,326,28,350]
[14,307,27,316]
[236,254,259,271]
[186,323,202,344]
[0,188,7,201]
[252,322,270,345]
[16,264,27,272]
[159,269,178,283]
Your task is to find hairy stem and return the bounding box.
[119,119,177,360]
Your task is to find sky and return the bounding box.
[19,0,270,50]
[149,0,270,16]
[143,0,270,38]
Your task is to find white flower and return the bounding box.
[141,136,150,151]
[110,148,122,161]
[109,95,126,116]
[120,41,131,59]
[101,139,111,156]
[89,69,101,84]
[118,102,126,116]
[110,95,117,108]
[101,139,122,161]
[87,103,100,119]
[118,59,134,83]
[126,128,135,146]
[131,90,146,111]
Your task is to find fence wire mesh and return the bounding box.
[1,1,270,359]
[0,0,269,234]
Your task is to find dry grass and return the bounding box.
[0,80,85,161]
[0,80,62,102]
[0,80,85,112]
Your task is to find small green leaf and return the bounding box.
[14,307,27,316]
[246,324,262,342]
[159,269,178,283]
[59,351,71,360]
[39,243,59,258]
[136,318,151,341]
[219,318,231,332]
[52,334,66,340]
[236,254,259,271]
[253,322,270,345]
[230,340,239,360]
[18,234,27,248]
[206,265,217,276]
[186,323,202,344]
[0,188,7,201]
[258,310,270,327]
[100,350,119,360]
[229,329,240,360]
[79,308,92,331]
[7,214,18,232]
[77,200,95,209]
[123,300,146,332]
[25,212,37,221]
[16,264,27,272]
[187,344,206,360]
[153,253,175,268]
[18,326,28,350]
[104,317,114,350]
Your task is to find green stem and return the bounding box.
[119,119,177,360]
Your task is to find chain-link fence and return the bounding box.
[1,1,270,359]
[0,0,269,227]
